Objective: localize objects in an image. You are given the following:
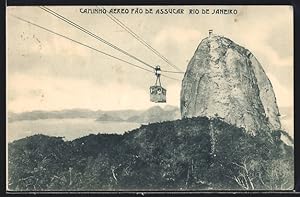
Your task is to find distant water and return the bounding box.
[7,117,293,144]
[7,118,141,143]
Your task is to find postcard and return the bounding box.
[6,5,294,191]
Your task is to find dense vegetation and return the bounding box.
[8,117,293,191]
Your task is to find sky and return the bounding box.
[7,5,293,114]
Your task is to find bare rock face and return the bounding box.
[180,34,281,135]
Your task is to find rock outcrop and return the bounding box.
[180,33,281,135]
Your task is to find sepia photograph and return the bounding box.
[6,5,294,191]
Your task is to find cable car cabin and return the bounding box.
[150,65,166,103]
[150,85,166,103]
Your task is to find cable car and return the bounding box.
[150,65,166,103]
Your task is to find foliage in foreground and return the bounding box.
[8,117,293,190]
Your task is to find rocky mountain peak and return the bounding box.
[180,33,281,135]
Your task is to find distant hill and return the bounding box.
[127,106,180,123]
[7,109,102,122]
[104,109,142,121]
[8,117,293,191]
[96,114,124,122]
[8,105,181,124]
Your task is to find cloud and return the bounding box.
[7,73,165,113]
[154,27,202,45]
[266,73,293,108]
[7,24,90,59]
[152,27,203,68]
[166,83,181,107]
[38,36,91,58]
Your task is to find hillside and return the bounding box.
[8,117,293,190]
